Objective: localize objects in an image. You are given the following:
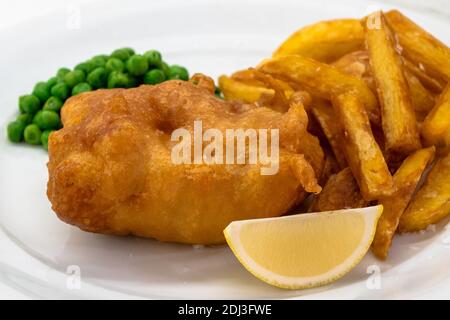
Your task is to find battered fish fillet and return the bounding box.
[47,76,324,244]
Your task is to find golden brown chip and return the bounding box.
[310,99,348,169]
[373,147,435,259]
[399,152,450,232]
[404,72,436,121]
[332,50,436,121]
[332,93,393,200]
[218,75,274,103]
[403,58,445,94]
[385,10,450,83]
[363,11,421,156]
[273,19,364,63]
[421,84,450,151]
[258,55,380,124]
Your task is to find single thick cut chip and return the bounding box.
[224,205,383,289]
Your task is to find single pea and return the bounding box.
[111,48,132,61]
[17,113,33,126]
[87,67,107,89]
[75,61,95,75]
[107,71,131,88]
[105,58,125,74]
[7,121,25,143]
[72,82,92,96]
[43,96,63,112]
[23,124,42,145]
[124,48,135,56]
[168,65,189,81]
[127,75,138,88]
[18,96,25,113]
[33,110,61,130]
[143,69,166,85]
[19,94,41,114]
[64,70,86,88]
[51,82,70,101]
[47,76,59,88]
[94,54,109,60]
[126,55,149,76]
[160,61,171,77]
[57,67,71,79]
[144,50,162,68]
[32,81,51,103]
[90,56,107,68]
[41,130,54,151]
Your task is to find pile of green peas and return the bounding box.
[6,48,190,150]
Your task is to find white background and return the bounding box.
[0,0,449,30]
[0,0,449,300]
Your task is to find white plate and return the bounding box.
[1,0,450,299]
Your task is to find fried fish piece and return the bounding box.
[47,78,323,244]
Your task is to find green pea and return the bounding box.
[161,62,171,77]
[143,69,166,85]
[19,94,41,114]
[17,113,33,126]
[64,70,86,88]
[107,71,131,88]
[215,86,223,99]
[51,82,70,101]
[105,58,125,74]
[57,67,71,79]
[33,110,61,130]
[7,121,25,143]
[43,96,63,112]
[168,65,189,81]
[75,61,95,75]
[127,76,138,88]
[87,67,107,89]
[90,56,107,68]
[24,124,42,145]
[47,76,59,88]
[94,54,109,60]
[124,48,135,56]
[32,82,51,103]
[41,130,54,151]
[72,82,92,96]
[111,48,132,61]
[144,50,162,68]
[126,55,149,76]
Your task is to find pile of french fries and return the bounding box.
[219,10,450,260]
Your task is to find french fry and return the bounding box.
[250,69,292,112]
[364,11,421,156]
[403,58,445,94]
[331,50,376,92]
[404,72,436,121]
[232,68,295,99]
[310,99,348,169]
[421,84,450,150]
[218,75,274,103]
[399,152,450,232]
[385,10,450,83]
[319,150,341,186]
[258,55,380,124]
[332,93,393,200]
[309,167,367,212]
[373,147,435,259]
[332,50,435,121]
[273,19,364,63]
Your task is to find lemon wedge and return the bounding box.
[224,205,383,289]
